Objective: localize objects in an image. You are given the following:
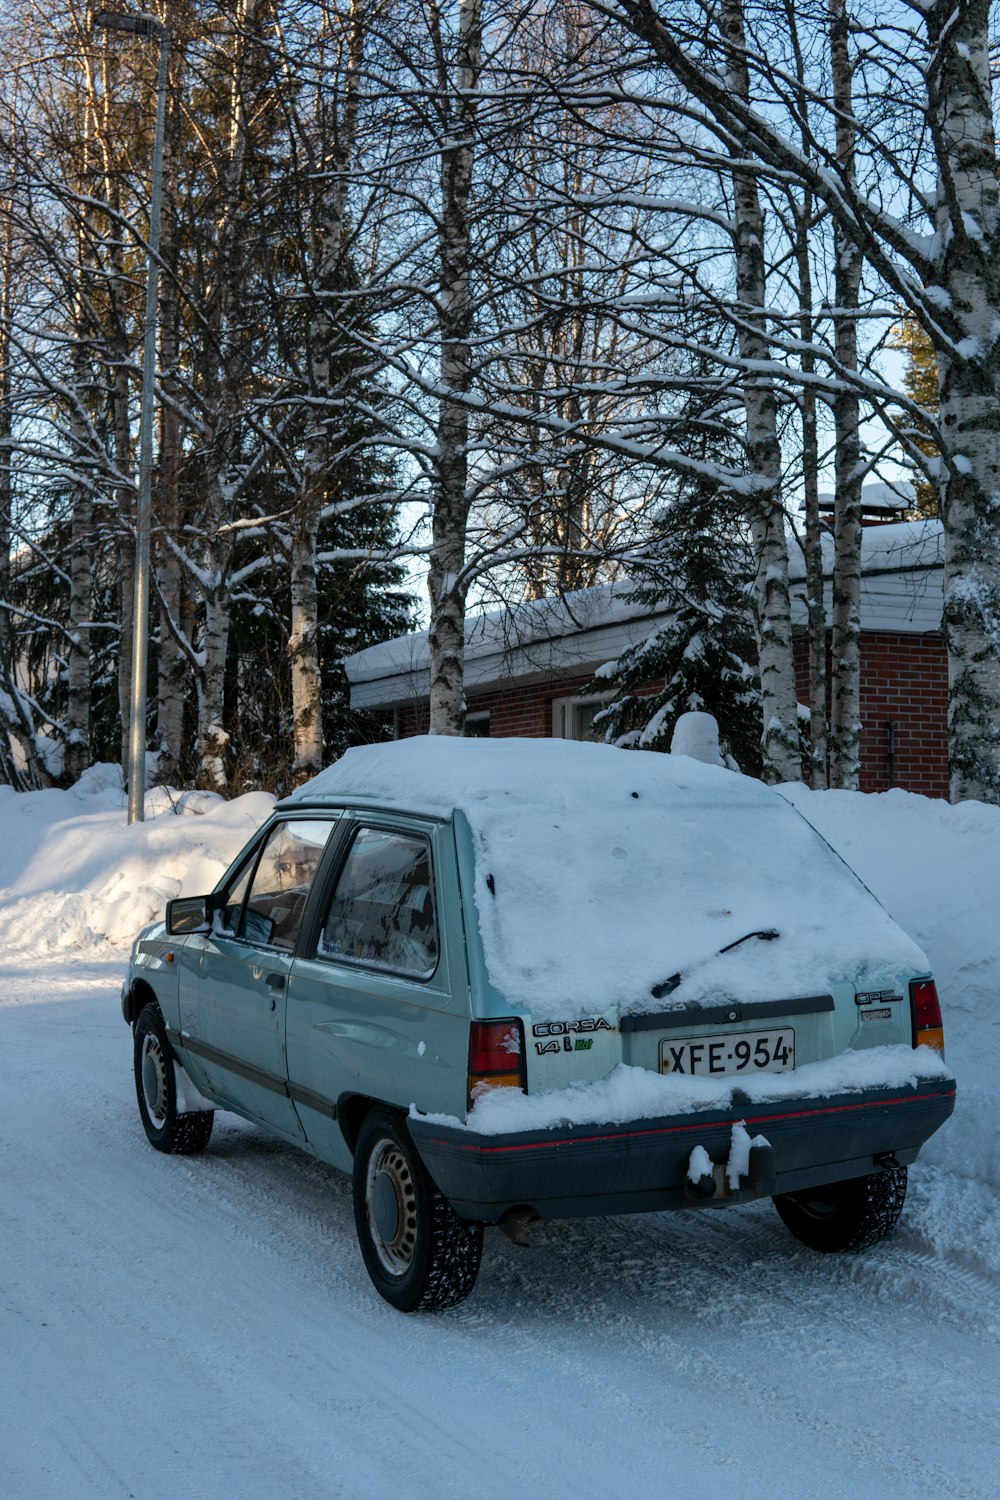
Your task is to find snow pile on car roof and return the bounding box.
[294,736,927,1014]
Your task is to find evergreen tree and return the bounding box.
[593,489,762,774]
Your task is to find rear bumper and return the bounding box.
[408,1078,957,1222]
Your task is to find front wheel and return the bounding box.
[773,1166,907,1253]
[134,1002,214,1155]
[353,1108,483,1312]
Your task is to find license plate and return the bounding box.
[659,1028,795,1077]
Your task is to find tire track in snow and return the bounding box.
[458,1205,999,1500]
[2,975,997,1500]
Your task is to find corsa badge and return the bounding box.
[532,1017,612,1056]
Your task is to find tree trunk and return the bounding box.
[428,0,481,736]
[291,0,365,775]
[198,581,231,793]
[0,166,30,786]
[827,0,863,791]
[926,0,1000,801]
[154,40,186,783]
[193,1,252,791]
[64,487,92,785]
[290,515,323,784]
[784,0,827,788]
[722,0,800,783]
[798,266,828,791]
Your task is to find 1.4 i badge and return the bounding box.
[532,1016,612,1056]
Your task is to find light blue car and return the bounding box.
[123,738,955,1310]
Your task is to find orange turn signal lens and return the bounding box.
[469,1071,522,1098]
[910,979,944,1054]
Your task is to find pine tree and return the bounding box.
[593,488,762,774]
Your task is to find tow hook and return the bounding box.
[685,1124,777,1201]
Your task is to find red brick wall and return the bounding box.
[794,631,948,798]
[857,632,949,797]
[396,671,597,740]
[396,632,950,798]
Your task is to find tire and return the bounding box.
[134,1002,214,1155]
[353,1108,483,1312]
[773,1166,908,1253]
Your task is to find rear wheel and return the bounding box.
[134,1002,214,1155]
[353,1108,483,1311]
[773,1166,907,1253]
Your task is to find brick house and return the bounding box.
[344,520,948,798]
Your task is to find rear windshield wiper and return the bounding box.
[650,929,780,1000]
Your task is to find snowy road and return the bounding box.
[2,962,997,1500]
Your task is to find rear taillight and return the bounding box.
[910,978,945,1054]
[468,1019,525,1109]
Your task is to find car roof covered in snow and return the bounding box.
[287,734,768,816]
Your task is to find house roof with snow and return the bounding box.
[344,519,944,711]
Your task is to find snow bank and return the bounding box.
[292,737,927,1014]
[779,784,1000,1191]
[0,773,273,954]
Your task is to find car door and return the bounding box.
[285,816,468,1170]
[177,814,338,1138]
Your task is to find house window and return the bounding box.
[464,712,490,737]
[552,694,613,741]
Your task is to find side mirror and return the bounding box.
[165,895,213,936]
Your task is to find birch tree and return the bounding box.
[719,0,799,782]
[825,0,863,790]
[597,0,1000,802]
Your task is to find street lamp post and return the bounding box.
[93,11,169,824]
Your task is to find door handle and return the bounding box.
[265,973,285,990]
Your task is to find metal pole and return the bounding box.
[124,24,169,823]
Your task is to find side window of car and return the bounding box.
[220,860,254,935]
[318,827,439,978]
[238,819,336,952]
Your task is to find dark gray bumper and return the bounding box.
[409,1078,957,1222]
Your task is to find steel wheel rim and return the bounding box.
[365,1138,418,1276]
[141,1033,169,1130]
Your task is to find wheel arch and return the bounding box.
[337,1093,389,1157]
[125,977,160,1027]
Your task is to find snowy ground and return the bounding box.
[1,770,998,1498]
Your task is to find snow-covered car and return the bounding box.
[122,737,955,1311]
